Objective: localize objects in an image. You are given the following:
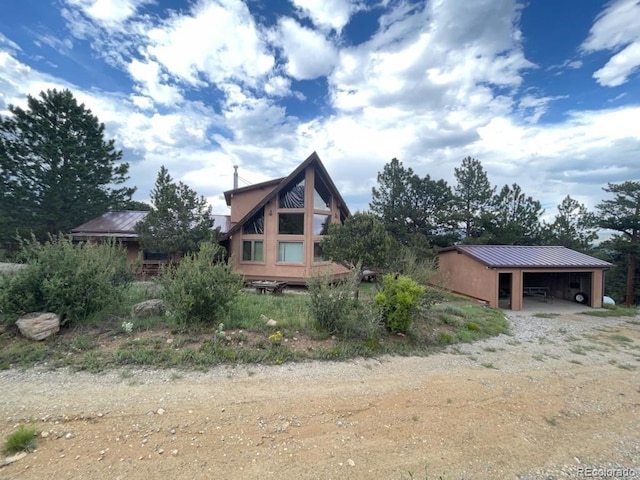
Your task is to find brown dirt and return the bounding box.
[1,314,639,479]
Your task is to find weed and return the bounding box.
[482,346,497,352]
[618,364,637,371]
[581,306,638,317]
[569,346,588,355]
[544,417,558,427]
[3,424,37,454]
[609,334,633,344]
[532,354,545,362]
[481,362,496,369]
[412,414,419,422]
[533,313,560,319]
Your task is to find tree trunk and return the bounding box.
[626,251,636,306]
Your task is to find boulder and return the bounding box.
[132,299,165,318]
[266,319,278,328]
[16,312,60,341]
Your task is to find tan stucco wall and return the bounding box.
[229,164,349,284]
[439,250,498,306]
[228,185,278,223]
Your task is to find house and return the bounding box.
[220,151,351,284]
[438,245,612,311]
[72,152,350,283]
[71,210,230,274]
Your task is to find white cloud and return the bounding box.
[291,0,362,34]
[275,17,338,80]
[144,0,274,88]
[127,58,184,107]
[63,0,153,30]
[581,0,640,86]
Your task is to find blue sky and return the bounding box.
[1,0,639,224]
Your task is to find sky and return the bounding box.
[1,0,639,223]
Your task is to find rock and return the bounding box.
[266,319,278,327]
[347,458,356,467]
[131,299,165,318]
[171,449,178,456]
[157,408,165,415]
[4,451,28,465]
[16,312,60,341]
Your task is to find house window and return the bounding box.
[143,251,169,261]
[313,214,331,235]
[242,208,264,235]
[278,173,305,208]
[313,242,327,263]
[314,176,331,211]
[279,213,304,234]
[242,240,264,262]
[278,241,303,263]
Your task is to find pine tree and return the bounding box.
[135,166,214,256]
[0,89,134,247]
[453,156,494,241]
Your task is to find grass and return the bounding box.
[3,424,37,454]
[533,313,561,319]
[0,282,510,371]
[581,306,639,317]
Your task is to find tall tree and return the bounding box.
[543,195,597,251]
[453,156,494,241]
[480,183,544,245]
[595,181,640,306]
[0,89,134,246]
[321,212,391,299]
[370,158,458,246]
[135,166,214,256]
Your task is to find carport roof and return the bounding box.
[440,245,612,269]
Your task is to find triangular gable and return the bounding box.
[221,151,350,239]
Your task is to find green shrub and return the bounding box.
[3,424,37,454]
[375,274,425,333]
[0,235,131,325]
[160,243,243,331]
[307,271,356,335]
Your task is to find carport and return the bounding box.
[438,245,612,311]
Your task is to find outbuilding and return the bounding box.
[438,245,612,310]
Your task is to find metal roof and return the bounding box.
[440,245,612,269]
[72,211,231,237]
[71,211,149,235]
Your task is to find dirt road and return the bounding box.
[1,312,639,479]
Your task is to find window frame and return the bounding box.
[241,240,264,263]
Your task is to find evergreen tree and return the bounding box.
[0,89,134,247]
[453,156,494,241]
[135,166,214,256]
[321,212,391,299]
[595,181,640,306]
[480,183,544,245]
[543,195,597,251]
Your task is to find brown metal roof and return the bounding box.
[71,211,148,235]
[72,211,231,237]
[440,245,612,269]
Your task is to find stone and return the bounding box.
[157,408,165,415]
[347,458,356,467]
[16,312,60,341]
[266,319,278,327]
[4,452,28,465]
[131,299,165,318]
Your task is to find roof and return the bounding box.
[439,245,612,269]
[222,151,350,239]
[72,210,231,238]
[223,178,283,206]
[71,211,148,236]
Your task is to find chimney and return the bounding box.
[233,165,238,189]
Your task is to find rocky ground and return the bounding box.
[1,310,639,479]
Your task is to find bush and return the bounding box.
[3,424,37,454]
[160,243,243,331]
[0,235,131,325]
[374,274,425,333]
[307,271,355,335]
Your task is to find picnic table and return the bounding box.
[251,281,288,295]
[523,286,552,303]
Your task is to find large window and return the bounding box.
[314,176,331,211]
[278,173,305,209]
[242,208,264,235]
[313,214,331,235]
[313,242,327,263]
[278,241,303,263]
[242,240,264,262]
[279,213,304,234]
